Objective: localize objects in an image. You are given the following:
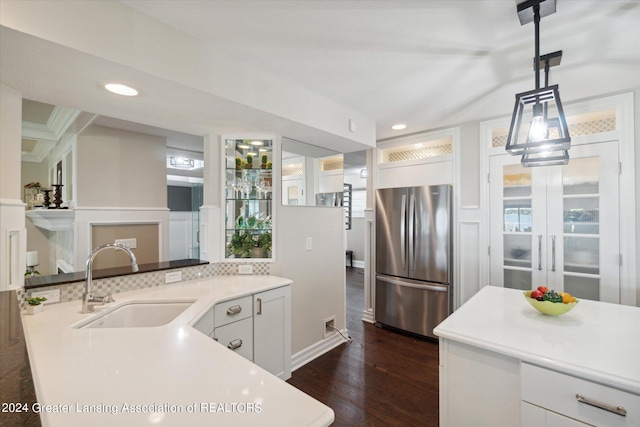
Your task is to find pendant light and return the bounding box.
[505,0,571,161]
[521,51,569,167]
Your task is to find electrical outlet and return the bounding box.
[305,237,312,251]
[165,271,182,284]
[238,264,253,275]
[31,289,60,304]
[323,315,336,339]
[115,238,137,249]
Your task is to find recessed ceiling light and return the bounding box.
[104,83,138,96]
[250,140,264,146]
[237,144,250,149]
[391,123,407,130]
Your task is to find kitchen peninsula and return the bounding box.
[434,286,639,427]
[20,275,334,426]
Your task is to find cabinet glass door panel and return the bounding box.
[503,200,532,232]
[563,236,599,275]
[564,276,599,302]
[563,197,599,234]
[503,165,532,198]
[504,270,531,291]
[504,234,532,268]
[561,157,599,195]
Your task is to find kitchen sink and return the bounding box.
[76,300,195,329]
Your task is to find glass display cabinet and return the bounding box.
[224,138,274,260]
[489,142,619,302]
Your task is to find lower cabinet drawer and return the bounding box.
[213,317,253,362]
[521,362,639,427]
[214,296,252,327]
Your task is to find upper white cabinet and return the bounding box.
[489,142,619,302]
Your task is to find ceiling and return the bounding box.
[4,0,640,157]
[120,0,640,140]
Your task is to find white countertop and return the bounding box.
[22,275,335,426]
[434,286,640,395]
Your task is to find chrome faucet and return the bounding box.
[82,243,138,313]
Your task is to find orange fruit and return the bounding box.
[562,292,574,304]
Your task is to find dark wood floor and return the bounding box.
[287,267,440,426]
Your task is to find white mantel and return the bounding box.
[25,209,74,231]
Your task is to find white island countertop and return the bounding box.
[434,286,640,395]
[21,275,334,427]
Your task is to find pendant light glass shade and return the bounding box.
[505,84,570,156]
[521,148,569,168]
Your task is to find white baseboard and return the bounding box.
[345,260,365,269]
[291,329,349,372]
[361,308,374,324]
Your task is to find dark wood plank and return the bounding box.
[288,267,439,426]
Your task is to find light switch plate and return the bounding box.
[238,265,253,275]
[305,237,312,251]
[115,238,137,249]
[165,271,182,283]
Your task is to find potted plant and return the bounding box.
[261,154,268,169]
[227,231,256,258]
[256,231,272,258]
[25,296,47,315]
[235,157,245,170]
[245,154,253,169]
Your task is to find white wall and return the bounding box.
[271,206,345,355]
[76,125,166,208]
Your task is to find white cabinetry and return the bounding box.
[439,340,639,427]
[521,402,590,427]
[193,285,291,380]
[489,142,620,302]
[521,363,638,427]
[439,339,521,427]
[254,286,291,380]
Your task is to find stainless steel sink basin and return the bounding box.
[76,300,194,329]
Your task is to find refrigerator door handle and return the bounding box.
[400,194,407,268]
[377,275,449,292]
[409,193,416,272]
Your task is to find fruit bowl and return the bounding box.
[523,290,578,316]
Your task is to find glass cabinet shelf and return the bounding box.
[224,138,274,260]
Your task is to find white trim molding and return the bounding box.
[290,328,349,372]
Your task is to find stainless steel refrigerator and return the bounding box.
[375,185,452,339]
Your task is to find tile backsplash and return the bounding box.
[17,262,269,310]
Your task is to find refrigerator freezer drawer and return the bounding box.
[375,274,451,339]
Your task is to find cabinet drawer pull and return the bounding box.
[226,305,242,315]
[257,298,262,315]
[227,339,243,350]
[575,393,627,417]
